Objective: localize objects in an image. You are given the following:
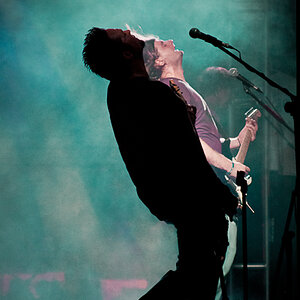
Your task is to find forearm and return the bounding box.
[229,137,240,149]
[200,138,233,173]
[220,137,240,150]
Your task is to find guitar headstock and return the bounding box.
[245,107,261,121]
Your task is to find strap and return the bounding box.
[169,79,197,132]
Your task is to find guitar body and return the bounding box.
[211,166,251,199]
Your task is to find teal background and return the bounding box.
[0,0,296,299]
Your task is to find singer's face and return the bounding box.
[154,39,183,65]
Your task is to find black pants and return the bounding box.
[139,214,228,300]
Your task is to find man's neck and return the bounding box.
[117,59,149,81]
[161,64,185,81]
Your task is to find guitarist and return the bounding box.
[139,34,258,299]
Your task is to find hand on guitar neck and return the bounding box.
[235,115,259,164]
[227,109,260,177]
[226,116,259,177]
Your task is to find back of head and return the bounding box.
[82,27,123,80]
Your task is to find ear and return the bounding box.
[154,57,165,67]
[122,50,134,60]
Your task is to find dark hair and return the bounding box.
[82,27,124,80]
[143,39,163,80]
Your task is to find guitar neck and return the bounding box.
[235,129,252,164]
[234,108,261,164]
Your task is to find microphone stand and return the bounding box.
[211,44,298,299]
[241,85,294,134]
[236,171,249,300]
[241,85,296,298]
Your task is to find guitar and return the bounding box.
[224,107,261,212]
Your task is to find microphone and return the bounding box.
[228,68,263,93]
[189,28,234,49]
